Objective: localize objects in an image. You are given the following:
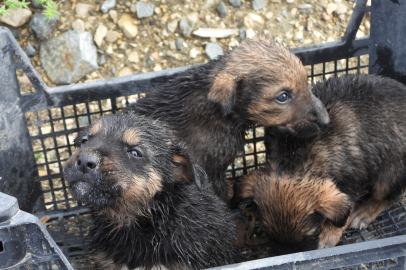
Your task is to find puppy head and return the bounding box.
[63,113,203,214]
[208,34,329,138]
[232,169,351,255]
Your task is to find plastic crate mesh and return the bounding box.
[26,54,403,270]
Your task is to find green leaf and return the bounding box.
[0,6,10,16]
[43,1,59,19]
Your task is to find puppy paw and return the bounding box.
[348,211,370,230]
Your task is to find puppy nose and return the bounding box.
[76,155,98,174]
[310,93,330,129]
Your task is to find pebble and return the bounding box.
[290,8,297,16]
[29,13,59,40]
[252,0,265,10]
[25,43,37,57]
[276,17,281,22]
[229,0,242,7]
[244,13,265,28]
[153,64,163,71]
[239,28,246,39]
[151,52,161,61]
[154,7,161,15]
[99,54,106,65]
[118,67,132,77]
[135,2,155,18]
[326,3,337,15]
[298,4,312,9]
[286,0,294,3]
[189,48,199,58]
[169,41,176,50]
[105,30,119,43]
[94,25,108,47]
[32,0,44,9]
[146,55,153,67]
[118,14,138,38]
[4,26,19,39]
[101,0,117,14]
[130,3,137,13]
[281,10,289,18]
[336,3,347,14]
[293,31,303,40]
[168,19,179,32]
[205,42,224,60]
[18,74,31,86]
[167,51,179,59]
[39,30,98,84]
[0,8,32,27]
[109,10,118,23]
[202,0,216,9]
[128,51,140,62]
[72,19,85,31]
[217,2,228,18]
[265,12,273,19]
[175,38,183,51]
[179,17,195,38]
[75,4,95,18]
[323,13,331,21]
[246,29,256,39]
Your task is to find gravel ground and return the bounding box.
[1,0,371,88]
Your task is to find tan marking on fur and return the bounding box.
[318,220,347,249]
[122,128,140,146]
[374,181,392,201]
[208,74,236,107]
[90,121,102,135]
[171,154,192,184]
[316,179,350,223]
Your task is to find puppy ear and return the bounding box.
[230,175,255,208]
[171,145,205,190]
[208,74,238,116]
[315,181,352,228]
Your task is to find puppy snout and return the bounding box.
[310,94,330,129]
[76,154,98,174]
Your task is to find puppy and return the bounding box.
[234,74,406,254]
[126,34,330,200]
[63,113,236,270]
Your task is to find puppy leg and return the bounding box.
[348,198,392,230]
[318,218,350,249]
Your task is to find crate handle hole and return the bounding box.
[0,241,3,252]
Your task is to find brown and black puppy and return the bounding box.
[126,34,330,200]
[63,113,236,270]
[233,74,406,255]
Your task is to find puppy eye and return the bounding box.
[275,92,291,104]
[129,149,142,157]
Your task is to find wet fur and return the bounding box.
[234,74,406,254]
[63,113,236,270]
[125,34,329,200]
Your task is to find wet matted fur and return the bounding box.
[125,34,329,200]
[233,74,406,254]
[63,113,236,270]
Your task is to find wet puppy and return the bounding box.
[233,74,406,254]
[63,113,236,270]
[126,34,329,200]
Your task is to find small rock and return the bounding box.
[168,19,179,32]
[286,0,294,3]
[39,30,98,84]
[244,13,265,28]
[153,64,162,71]
[94,25,108,47]
[336,3,347,14]
[293,31,303,40]
[0,8,32,27]
[151,52,161,61]
[72,19,85,31]
[32,0,44,9]
[189,48,199,58]
[119,42,126,50]
[205,43,224,60]
[169,41,176,50]
[229,0,242,7]
[246,29,256,39]
[281,10,289,18]
[202,0,216,9]
[105,30,118,43]
[101,0,116,14]
[118,14,138,38]
[167,51,179,59]
[175,38,183,51]
[193,28,238,38]
[239,28,246,39]
[111,67,117,75]
[154,7,161,15]
[135,2,155,18]
[290,8,297,16]
[297,4,311,9]
[29,13,59,40]
[217,2,228,18]
[179,17,195,38]
[25,43,37,57]
[323,13,331,21]
[18,74,31,86]
[128,51,140,62]
[130,3,137,13]
[146,55,153,67]
[326,3,337,15]
[275,17,281,22]
[109,10,118,23]
[75,4,95,18]
[265,12,273,19]
[118,67,132,77]
[252,0,265,10]
[188,12,199,23]
[4,26,19,39]
[99,54,106,65]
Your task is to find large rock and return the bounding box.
[40,30,98,84]
[205,42,224,60]
[29,13,59,40]
[135,2,155,18]
[0,8,32,27]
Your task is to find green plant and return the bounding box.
[0,0,59,19]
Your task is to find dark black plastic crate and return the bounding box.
[2,0,406,269]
